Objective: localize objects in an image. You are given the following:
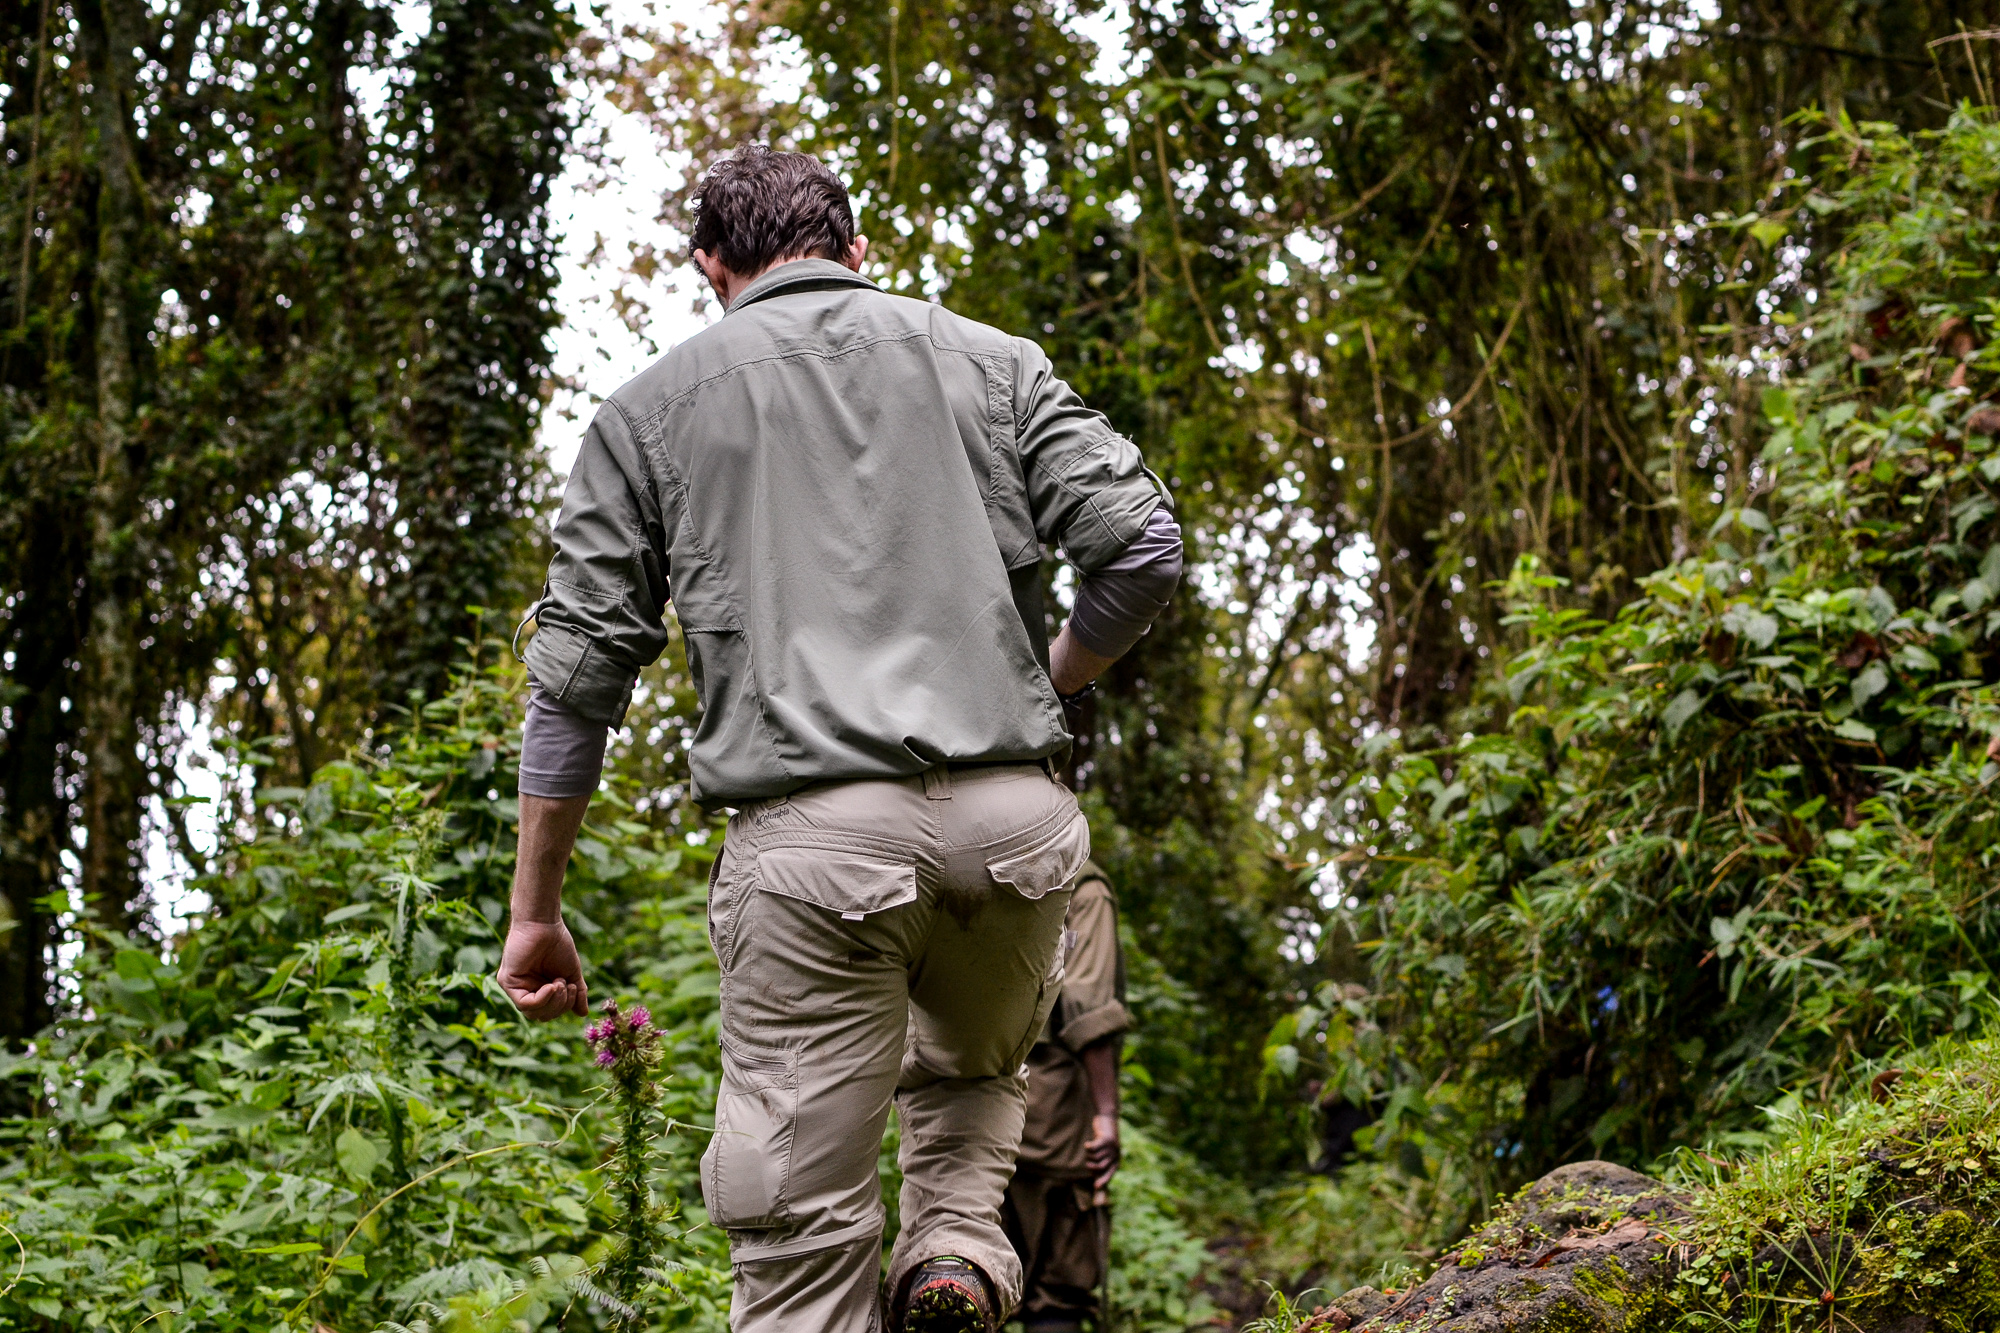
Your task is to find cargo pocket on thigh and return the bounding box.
[985,811,1091,900]
[700,1038,797,1229]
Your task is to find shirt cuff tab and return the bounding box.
[1064,487,1162,575]
[522,623,635,727]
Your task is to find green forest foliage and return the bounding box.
[0,0,572,1018]
[1266,106,2000,1258]
[0,655,731,1328]
[10,0,2000,1328]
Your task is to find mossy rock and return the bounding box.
[1300,1162,1684,1333]
[1298,1050,2000,1333]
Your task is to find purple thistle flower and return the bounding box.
[627,1005,652,1032]
[595,1048,617,1067]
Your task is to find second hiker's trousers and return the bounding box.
[699,762,1089,1333]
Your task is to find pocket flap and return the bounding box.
[757,846,918,919]
[986,813,1091,900]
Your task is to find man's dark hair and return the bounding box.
[690,147,857,276]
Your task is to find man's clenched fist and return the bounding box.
[498,918,589,1020]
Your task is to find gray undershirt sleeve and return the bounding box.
[1067,505,1184,658]
[518,684,610,799]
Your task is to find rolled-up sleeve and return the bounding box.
[1056,874,1132,1053]
[518,686,610,799]
[1013,338,1170,574]
[1068,506,1183,658]
[521,402,672,726]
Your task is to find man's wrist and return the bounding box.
[1057,678,1097,707]
[509,902,565,926]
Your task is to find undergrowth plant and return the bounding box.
[0,651,734,1331]
[575,999,684,1325]
[1664,1038,2000,1331]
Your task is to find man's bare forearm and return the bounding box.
[512,793,591,922]
[1049,625,1118,697]
[498,792,594,1020]
[1080,1036,1120,1120]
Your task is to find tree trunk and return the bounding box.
[0,674,63,1055]
[76,0,150,938]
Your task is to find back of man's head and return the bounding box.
[690,147,856,277]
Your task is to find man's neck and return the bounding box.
[695,237,868,308]
[718,253,822,307]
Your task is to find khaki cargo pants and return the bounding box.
[700,763,1089,1333]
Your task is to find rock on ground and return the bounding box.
[1298,1162,1686,1333]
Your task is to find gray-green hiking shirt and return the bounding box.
[521,258,1168,808]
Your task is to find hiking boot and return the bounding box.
[898,1256,999,1333]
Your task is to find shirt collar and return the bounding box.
[726,257,881,313]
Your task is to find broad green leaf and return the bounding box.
[196,1102,276,1130]
[1505,660,1545,703]
[250,1078,294,1109]
[1834,718,1878,742]
[1895,644,1939,673]
[336,1126,382,1182]
[1865,585,1898,629]
[1663,688,1707,741]
[113,949,156,982]
[1850,661,1890,708]
[1427,780,1468,823]
[1954,494,1997,542]
[324,902,375,924]
[670,971,721,1003]
[1965,578,1993,614]
[245,1242,324,1256]
[1721,604,1780,649]
[1749,217,1788,248]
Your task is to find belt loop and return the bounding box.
[922,764,953,800]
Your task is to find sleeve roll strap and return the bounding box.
[518,684,611,800]
[1065,505,1185,659]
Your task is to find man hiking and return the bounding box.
[496,146,1182,1333]
[1004,860,1130,1333]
